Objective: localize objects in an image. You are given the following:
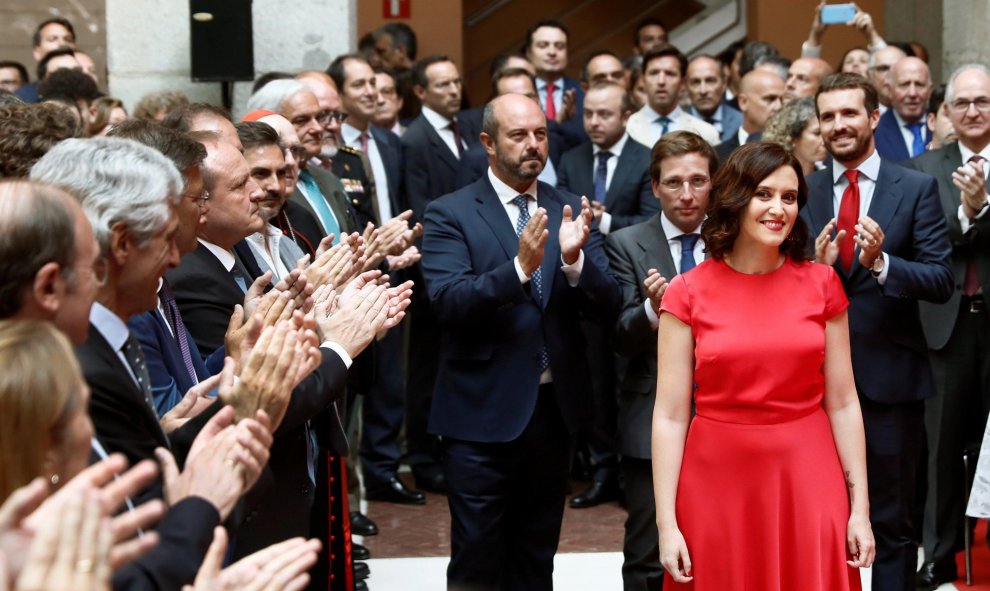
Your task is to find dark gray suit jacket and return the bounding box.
[906,142,990,349]
[605,214,676,459]
[402,113,464,222]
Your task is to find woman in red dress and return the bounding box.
[652,142,875,589]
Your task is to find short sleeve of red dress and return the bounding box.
[822,264,849,320]
[658,273,691,326]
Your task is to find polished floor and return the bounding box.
[358,475,988,590]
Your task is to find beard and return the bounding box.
[320,141,339,159]
[825,130,872,164]
[496,146,546,183]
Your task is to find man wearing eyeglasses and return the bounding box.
[603,130,715,589]
[907,64,990,591]
[867,45,907,115]
[874,57,933,161]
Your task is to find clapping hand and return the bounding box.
[644,269,669,313]
[814,218,844,266]
[854,216,884,268]
[559,196,593,265]
[184,527,320,591]
[953,159,989,218]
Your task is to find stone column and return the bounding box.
[940,0,990,82]
[883,0,944,83]
[106,0,356,118]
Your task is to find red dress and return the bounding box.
[659,258,861,591]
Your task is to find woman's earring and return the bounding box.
[49,473,60,485]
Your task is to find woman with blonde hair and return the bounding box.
[763,97,826,176]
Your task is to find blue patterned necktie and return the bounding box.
[512,194,550,373]
[658,116,672,137]
[678,233,699,274]
[298,169,340,243]
[159,281,198,386]
[594,151,612,204]
[121,335,157,417]
[907,122,926,157]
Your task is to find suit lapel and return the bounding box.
[574,145,595,199]
[807,167,836,233]
[634,215,677,280]
[607,147,636,206]
[939,144,965,236]
[475,179,520,261]
[424,120,460,174]
[857,160,905,277]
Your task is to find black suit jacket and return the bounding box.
[370,126,405,215]
[557,138,658,231]
[802,158,954,403]
[402,113,465,222]
[906,142,990,349]
[604,214,678,459]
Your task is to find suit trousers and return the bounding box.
[405,283,443,478]
[577,316,618,479]
[861,396,925,591]
[360,326,405,487]
[923,304,990,563]
[619,456,663,591]
[442,384,571,591]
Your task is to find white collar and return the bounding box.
[832,148,882,184]
[593,132,629,158]
[198,238,236,272]
[421,105,454,131]
[89,301,130,352]
[536,76,564,91]
[488,167,538,206]
[642,103,682,122]
[659,212,703,241]
[891,108,925,128]
[341,122,370,146]
[958,141,990,165]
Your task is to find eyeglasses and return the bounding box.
[950,98,990,113]
[659,176,711,193]
[870,64,892,74]
[316,110,349,125]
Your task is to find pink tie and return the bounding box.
[359,131,369,153]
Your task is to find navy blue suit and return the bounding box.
[874,109,927,163]
[369,126,404,214]
[556,137,658,231]
[553,77,588,153]
[421,176,620,589]
[803,157,952,591]
[128,301,225,415]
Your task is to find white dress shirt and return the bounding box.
[591,133,630,235]
[832,149,889,283]
[640,103,687,147]
[246,226,291,281]
[421,106,464,158]
[341,122,394,221]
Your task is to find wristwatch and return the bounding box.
[870,255,885,277]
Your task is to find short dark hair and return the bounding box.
[634,17,667,45]
[326,54,367,91]
[0,104,79,178]
[37,69,100,103]
[928,83,947,114]
[523,19,569,53]
[814,72,879,116]
[717,40,746,69]
[376,22,418,61]
[252,71,293,94]
[586,81,632,114]
[491,67,537,98]
[641,44,688,77]
[701,142,809,261]
[162,102,231,133]
[738,41,779,78]
[411,54,452,88]
[650,130,719,183]
[132,90,190,121]
[37,47,76,80]
[0,61,30,85]
[32,18,75,49]
[490,51,529,77]
[580,50,621,82]
[235,121,282,152]
[107,120,207,173]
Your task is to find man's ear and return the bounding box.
[107,221,130,266]
[30,261,65,315]
[413,84,427,101]
[480,132,496,157]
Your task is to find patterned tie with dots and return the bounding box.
[512,194,550,373]
[122,335,156,416]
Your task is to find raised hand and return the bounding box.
[313,281,390,359]
[385,246,421,272]
[643,269,669,314]
[185,527,320,591]
[559,196,593,265]
[953,159,989,218]
[854,215,885,268]
[518,207,548,277]
[159,375,222,434]
[814,218,844,266]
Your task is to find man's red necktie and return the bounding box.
[544,83,556,120]
[837,169,860,271]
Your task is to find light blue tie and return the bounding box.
[658,116,672,137]
[298,169,340,244]
[678,234,699,274]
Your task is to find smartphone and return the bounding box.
[821,3,856,25]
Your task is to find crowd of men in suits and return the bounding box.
[0,6,988,591]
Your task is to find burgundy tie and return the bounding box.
[837,169,860,271]
[544,83,557,120]
[449,119,464,157]
[964,155,986,294]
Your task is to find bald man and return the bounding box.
[784,56,832,103]
[875,57,933,161]
[869,45,908,111]
[715,69,785,161]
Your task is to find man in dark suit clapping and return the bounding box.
[421,93,620,590]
